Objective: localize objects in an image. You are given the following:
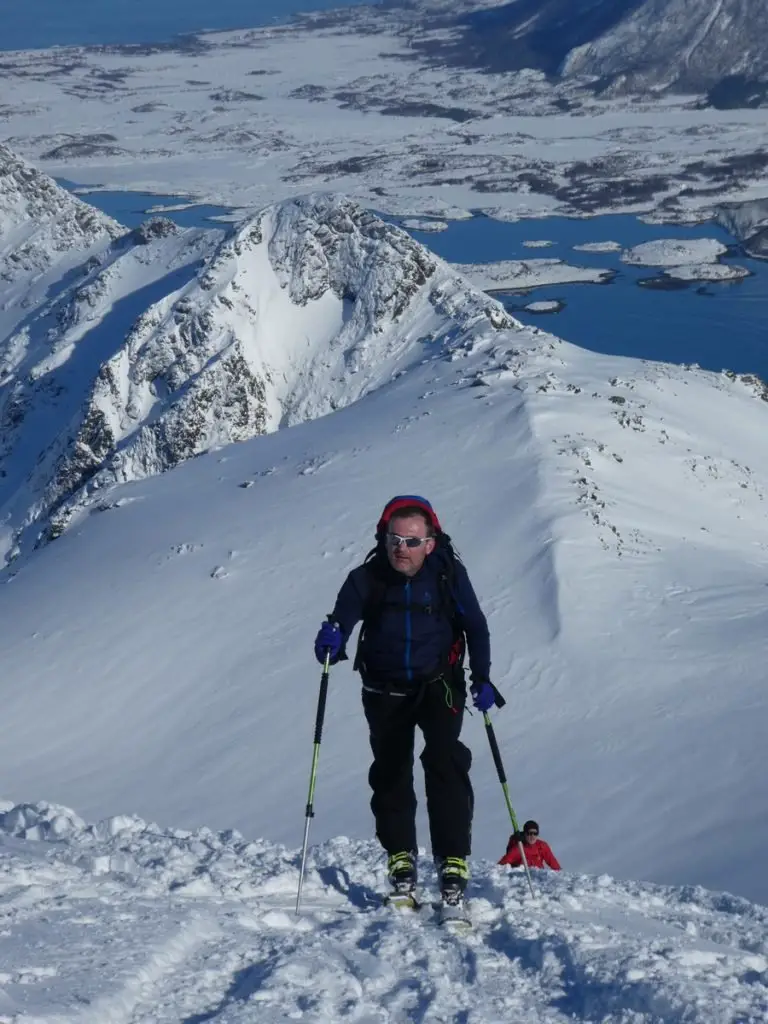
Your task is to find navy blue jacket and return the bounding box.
[331,552,491,688]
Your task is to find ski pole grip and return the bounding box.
[484,715,507,784]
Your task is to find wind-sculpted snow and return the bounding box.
[0,800,766,1023]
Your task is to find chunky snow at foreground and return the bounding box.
[0,802,766,1024]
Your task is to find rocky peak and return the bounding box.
[1,190,520,565]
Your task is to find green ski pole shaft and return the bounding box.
[483,711,535,898]
[296,649,332,915]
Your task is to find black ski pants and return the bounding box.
[362,672,473,859]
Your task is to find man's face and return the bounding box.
[385,514,435,576]
[524,829,539,845]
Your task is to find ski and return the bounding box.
[382,891,422,911]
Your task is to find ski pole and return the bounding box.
[296,647,332,915]
[482,711,535,898]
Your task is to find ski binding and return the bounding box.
[383,890,421,911]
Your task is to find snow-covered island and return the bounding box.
[622,237,752,285]
[621,238,729,266]
[522,300,565,313]
[663,263,751,281]
[401,218,450,233]
[452,259,615,292]
[573,241,623,253]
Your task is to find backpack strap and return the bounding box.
[435,547,466,669]
[351,557,387,673]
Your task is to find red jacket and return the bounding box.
[499,836,561,871]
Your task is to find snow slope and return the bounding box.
[1,283,768,905]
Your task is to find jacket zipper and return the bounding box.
[404,579,412,682]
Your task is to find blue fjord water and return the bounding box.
[406,214,768,381]
[60,185,236,231]
[1,0,371,51]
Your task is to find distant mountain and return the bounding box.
[408,0,768,102]
[0,148,513,564]
[434,0,645,77]
[563,0,768,97]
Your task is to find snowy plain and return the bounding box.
[3,11,768,223]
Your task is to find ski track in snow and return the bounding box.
[0,806,766,1023]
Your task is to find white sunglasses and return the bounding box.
[386,533,433,549]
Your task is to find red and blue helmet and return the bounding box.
[376,494,442,538]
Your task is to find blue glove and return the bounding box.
[314,620,343,664]
[470,681,496,712]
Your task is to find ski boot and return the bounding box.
[384,850,419,910]
[437,856,470,926]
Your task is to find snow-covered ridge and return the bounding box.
[2,238,768,938]
[0,800,766,1022]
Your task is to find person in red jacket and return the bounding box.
[498,820,561,871]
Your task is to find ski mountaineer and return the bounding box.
[499,820,561,871]
[313,495,503,913]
